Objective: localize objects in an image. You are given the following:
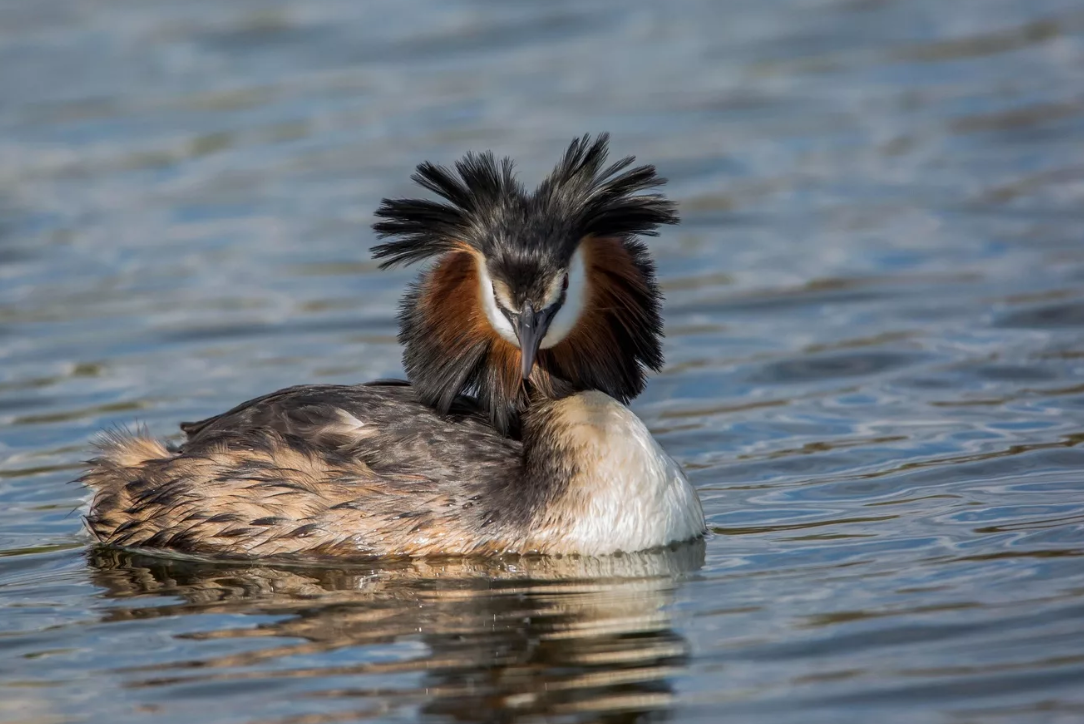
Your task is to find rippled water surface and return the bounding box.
[3,1,1084,722]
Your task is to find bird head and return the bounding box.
[372,134,677,436]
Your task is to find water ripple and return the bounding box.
[3,0,1084,722]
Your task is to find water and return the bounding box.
[2,0,1084,721]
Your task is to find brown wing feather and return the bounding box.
[83,427,517,558]
[84,385,527,559]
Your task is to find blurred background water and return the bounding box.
[2,0,1084,722]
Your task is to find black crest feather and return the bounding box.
[371,133,676,268]
[371,153,520,268]
[535,134,678,245]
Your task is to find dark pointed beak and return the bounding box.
[515,302,553,380]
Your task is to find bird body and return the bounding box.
[84,384,702,558]
[82,135,707,560]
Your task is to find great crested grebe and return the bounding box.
[83,134,706,559]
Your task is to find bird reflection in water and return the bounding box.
[88,543,704,723]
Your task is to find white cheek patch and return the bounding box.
[492,280,515,311]
[541,246,586,349]
[477,261,520,346]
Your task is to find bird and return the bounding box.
[82,134,706,560]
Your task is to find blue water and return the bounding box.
[2,1,1084,722]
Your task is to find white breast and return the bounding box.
[541,391,706,555]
